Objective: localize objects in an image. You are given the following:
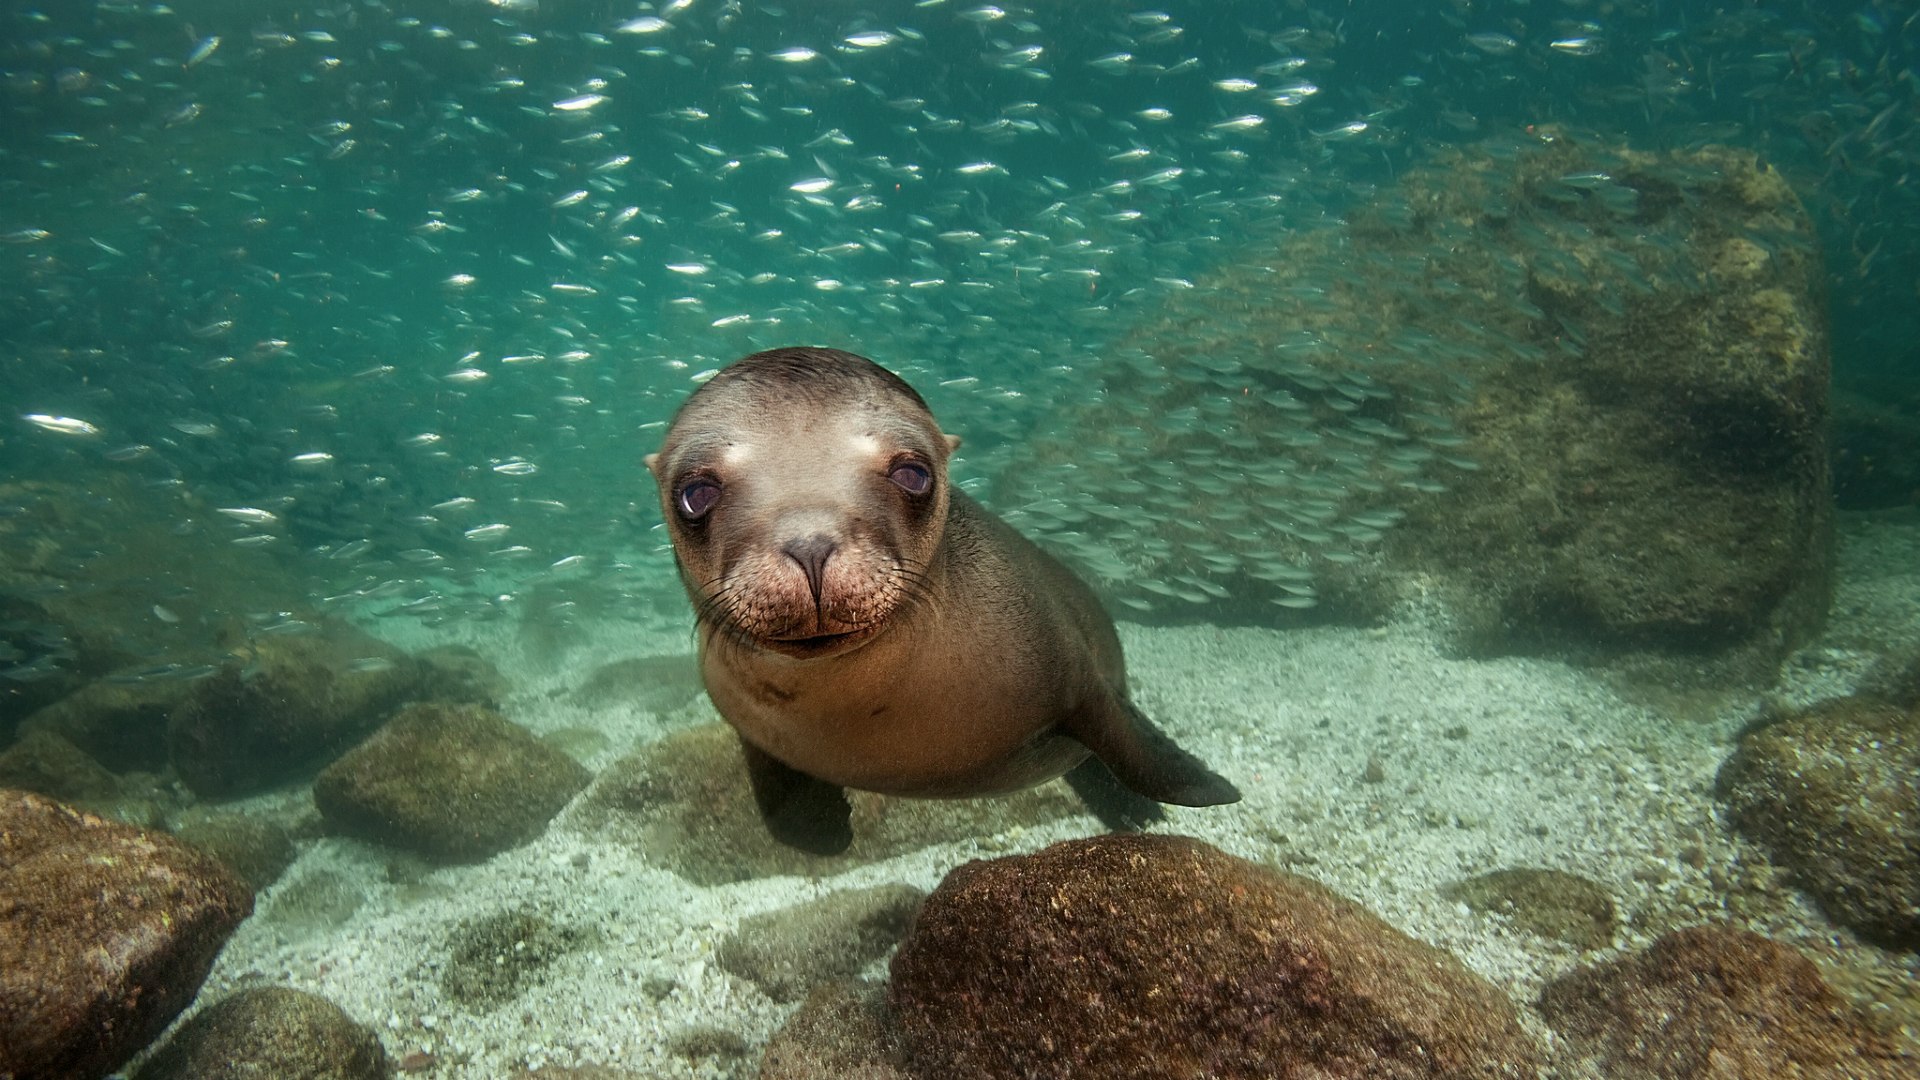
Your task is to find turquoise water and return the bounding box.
[4,0,1913,633]
[1,2,1917,1073]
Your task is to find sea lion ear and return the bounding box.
[643,452,661,476]
[943,433,962,455]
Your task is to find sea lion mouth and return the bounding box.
[758,625,879,657]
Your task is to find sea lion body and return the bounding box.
[646,347,1238,852]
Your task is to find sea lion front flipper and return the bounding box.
[1071,697,1242,808]
[1065,755,1166,832]
[740,740,854,855]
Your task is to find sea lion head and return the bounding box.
[646,347,961,659]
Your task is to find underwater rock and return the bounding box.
[314,701,589,863]
[569,652,704,712]
[171,812,299,895]
[1384,146,1831,661]
[0,591,91,741]
[888,833,1542,1079]
[578,723,1082,885]
[1859,647,1920,711]
[1441,867,1617,951]
[717,884,925,1003]
[0,789,252,1080]
[758,980,907,1080]
[0,727,122,803]
[0,474,319,738]
[440,908,590,1009]
[1537,924,1912,1078]
[132,986,387,1080]
[166,621,426,798]
[413,643,512,708]
[18,674,191,774]
[1716,695,1919,949]
[997,141,1829,668]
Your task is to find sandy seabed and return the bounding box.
[127,511,1920,1078]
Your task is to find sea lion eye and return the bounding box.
[888,460,932,495]
[677,478,721,521]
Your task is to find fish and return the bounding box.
[0,0,1899,640]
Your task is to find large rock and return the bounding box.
[889,833,1542,1079]
[991,141,1829,668]
[578,723,1084,885]
[0,473,317,739]
[166,622,427,798]
[313,701,589,863]
[18,675,192,774]
[0,789,253,1080]
[1717,695,1919,949]
[1537,924,1913,1078]
[0,727,121,803]
[133,986,387,1080]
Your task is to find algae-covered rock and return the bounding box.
[993,139,1829,668]
[0,473,320,739]
[414,643,512,707]
[0,727,121,803]
[18,674,191,774]
[1442,867,1617,950]
[578,722,1082,884]
[132,986,387,1080]
[0,789,253,1080]
[1717,695,1919,949]
[1538,925,1912,1078]
[717,884,924,1003]
[889,833,1542,1079]
[166,621,427,798]
[314,701,590,863]
[440,909,590,1008]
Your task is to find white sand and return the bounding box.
[129,511,1920,1078]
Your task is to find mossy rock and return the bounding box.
[0,728,120,803]
[440,909,591,1009]
[314,702,590,863]
[1442,867,1617,950]
[1717,696,1919,949]
[133,987,386,1080]
[166,623,428,798]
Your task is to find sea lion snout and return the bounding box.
[701,503,915,652]
[781,534,836,603]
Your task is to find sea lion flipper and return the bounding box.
[1065,755,1166,832]
[741,740,854,855]
[1072,698,1242,809]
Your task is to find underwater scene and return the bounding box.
[2,0,1917,1076]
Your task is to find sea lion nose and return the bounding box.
[782,535,836,603]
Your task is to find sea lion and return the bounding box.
[645,346,1239,854]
